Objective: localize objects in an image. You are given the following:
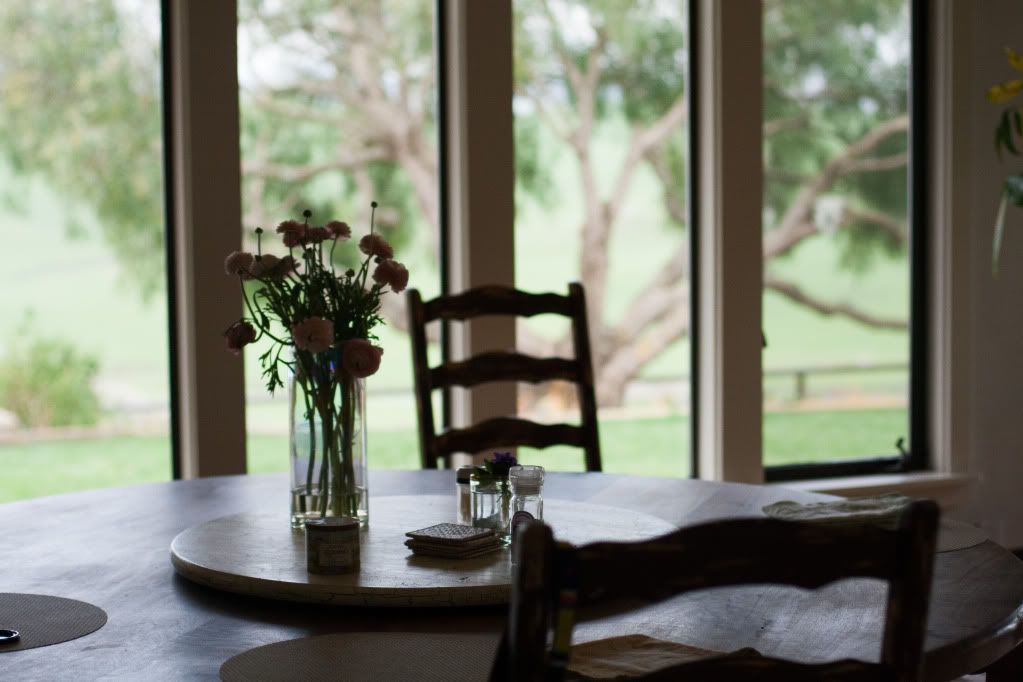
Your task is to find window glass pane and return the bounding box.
[238,1,440,472]
[0,1,171,501]
[762,0,910,467]
[513,0,690,476]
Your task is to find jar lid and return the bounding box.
[456,466,474,484]
[509,465,544,494]
[305,517,360,533]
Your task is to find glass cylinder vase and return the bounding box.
[289,352,368,528]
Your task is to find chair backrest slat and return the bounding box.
[571,518,900,605]
[422,286,573,321]
[434,418,583,457]
[430,352,579,389]
[408,283,601,470]
[497,501,939,682]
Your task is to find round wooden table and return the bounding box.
[1,470,1021,681]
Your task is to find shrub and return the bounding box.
[0,326,102,428]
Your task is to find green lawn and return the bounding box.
[0,408,906,503]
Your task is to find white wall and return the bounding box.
[958,0,1023,548]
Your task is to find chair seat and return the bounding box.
[566,634,760,680]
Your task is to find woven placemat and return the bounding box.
[0,593,107,653]
[938,519,988,552]
[221,632,500,681]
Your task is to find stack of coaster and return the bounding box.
[404,523,502,559]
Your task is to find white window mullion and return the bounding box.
[168,0,247,477]
[695,0,763,483]
[443,0,516,464]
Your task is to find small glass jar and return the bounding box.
[456,466,474,525]
[471,477,510,537]
[509,465,544,543]
[305,516,360,575]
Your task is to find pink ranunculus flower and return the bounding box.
[248,254,280,279]
[276,219,306,248]
[359,233,394,260]
[325,220,351,240]
[305,226,331,244]
[341,338,384,378]
[224,251,254,278]
[224,321,257,355]
[291,316,334,354]
[270,255,299,278]
[372,259,409,293]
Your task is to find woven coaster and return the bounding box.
[405,538,503,560]
[221,632,499,681]
[406,534,501,552]
[0,593,107,653]
[405,523,495,545]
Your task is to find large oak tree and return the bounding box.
[0,0,910,407]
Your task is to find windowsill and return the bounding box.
[771,471,975,510]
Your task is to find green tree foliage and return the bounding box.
[0,0,913,404]
[0,321,102,427]
[0,1,165,296]
[763,0,909,270]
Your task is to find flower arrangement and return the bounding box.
[988,48,1023,273]
[223,203,409,524]
[472,452,518,488]
[470,452,518,534]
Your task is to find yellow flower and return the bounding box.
[1007,47,1023,72]
[987,79,1023,104]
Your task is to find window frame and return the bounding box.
[762,0,930,482]
[167,0,952,484]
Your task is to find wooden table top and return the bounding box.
[2,470,1022,681]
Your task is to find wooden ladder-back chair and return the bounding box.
[407,283,601,471]
[493,500,940,682]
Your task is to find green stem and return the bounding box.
[240,279,288,345]
[339,372,358,517]
[299,375,316,505]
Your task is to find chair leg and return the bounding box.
[489,631,511,682]
[984,644,1023,682]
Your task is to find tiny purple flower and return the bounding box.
[489,451,518,478]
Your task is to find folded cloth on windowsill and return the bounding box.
[762,493,911,528]
[566,635,761,680]
[762,494,989,552]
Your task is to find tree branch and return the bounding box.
[605,94,687,227]
[611,248,689,343]
[842,206,907,243]
[764,275,907,330]
[596,292,690,406]
[644,148,687,227]
[845,152,908,174]
[764,113,809,136]
[243,148,390,183]
[764,114,909,260]
[517,88,574,144]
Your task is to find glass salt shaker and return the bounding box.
[509,465,544,543]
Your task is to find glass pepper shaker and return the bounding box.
[509,465,544,543]
[456,465,473,525]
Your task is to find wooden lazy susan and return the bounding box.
[170,494,675,607]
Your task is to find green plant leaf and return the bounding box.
[993,189,1008,278]
[1006,173,1023,205]
[998,111,1020,157]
